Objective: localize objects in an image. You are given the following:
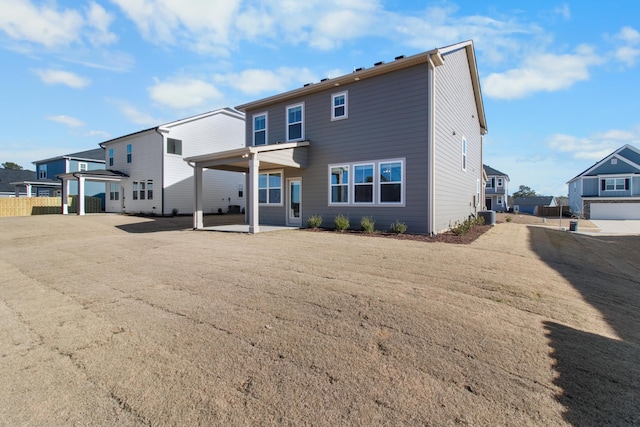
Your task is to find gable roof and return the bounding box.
[567,144,640,183]
[0,169,36,192]
[34,148,105,165]
[235,40,487,134]
[513,196,556,206]
[99,107,244,147]
[483,164,509,179]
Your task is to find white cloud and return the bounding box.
[112,101,162,126]
[46,115,84,128]
[86,130,111,139]
[553,4,571,20]
[0,0,116,47]
[213,67,318,96]
[547,128,640,160]
[612,26,640,66]
[34,69,90,89]
[482,44,603,100]
[149,77,223,109]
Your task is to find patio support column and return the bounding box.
[77,176,85,215]
[249,154,260,234]
[25,183,32,197]
[193,165,204,229]
[61,178,69,214]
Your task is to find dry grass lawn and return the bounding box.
[0,214,638,426]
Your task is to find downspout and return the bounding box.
[154,127,165,216]
[427,51,443,235]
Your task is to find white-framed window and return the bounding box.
[38,165,47,179]
[38,190,49,197]
[330,165,349,204]
[331,91,348,121]
[486,177,494,188]
[328,158,405,206]
[353,163,374,204]
[132,181,138,200]
[167,138,182,155]
[127,144,132,163]
[109,183,119,200]
[286,103,304,141]
[139,181,146,200]
[497,177,503,187]
[109,148,114,167]
[79,162,88,171]
[253,112,267,145]
[259,171,283,205]
[602,177,629,191]
[132,180,153,200]
[497,196,503,205]
[147,180,153,200]
[461,137,467,171]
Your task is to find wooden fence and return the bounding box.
[0,196,103,217]
[538,205,570,217]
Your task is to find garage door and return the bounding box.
[591,203,640,220]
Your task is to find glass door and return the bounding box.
[287,178,301,226]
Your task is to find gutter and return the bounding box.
[154,127,165,216]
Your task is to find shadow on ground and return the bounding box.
[528,227,640,426]
[115,214,246,234]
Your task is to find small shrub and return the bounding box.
[307,214,323,229]
[171,208,179,217]
[334,214,350,232]
[360,216,375,233]
[505,215,512,223]
[451,216,485,235]
[389,220,407,234]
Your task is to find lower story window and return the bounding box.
[109,183,119,201]
[259,171,282,204]
[133,180,153,200]
[329,158,404,206]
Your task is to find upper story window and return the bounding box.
[109,148,114,167]
[167,138,182,155]
[461,137,467,171]
[497,177,503,187]
[79,162,88,171]
[486,177,495,188]
[253,113,267,145]
[127,144,132,163]
[601,177,629,191]
[38,165,47,179]
[287,103,304,141]
[259,171,282,205]
[332,91,348,121]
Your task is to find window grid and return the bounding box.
[286,103,304,141]
[331,91,348,121]
[329,159,404,206]
[127,144,132,163]
[253,113,267,145]
[259,171,283,205]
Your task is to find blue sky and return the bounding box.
[1,1,639,197]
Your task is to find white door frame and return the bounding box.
[287,177,302,226]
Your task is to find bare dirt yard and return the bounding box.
[0,213,638,426]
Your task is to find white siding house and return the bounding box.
[60,108,246,216]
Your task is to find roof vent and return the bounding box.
[320,78,329,82]
[303,83,313,87]
[374,61,385,66]
[395,55,406,60]
[354,67,365,72]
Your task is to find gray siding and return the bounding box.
[587,158,640,175]
[433,47,483,232]
[247,64,431,232]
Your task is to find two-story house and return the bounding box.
[567,144,640,219]
[187,40,487,234]
[10,149,105,203]
[483,165,509,211]
[59,108,246,216]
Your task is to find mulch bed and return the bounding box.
[305,224,493,244]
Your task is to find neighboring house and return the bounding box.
[483,164,509,211]
[512,196,557,215]
[59,108,246,216]
[187,40,487,234]
[567,144,640,219]
[11,149,105,202]
[2,169,36,197]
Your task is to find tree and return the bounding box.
[512,185,536,198]
[2,162,23,170]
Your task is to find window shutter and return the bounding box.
[625,178,630,190]
[601,180,605,191]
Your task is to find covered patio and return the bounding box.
[57,170,128,215]
[185,141,309,233]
